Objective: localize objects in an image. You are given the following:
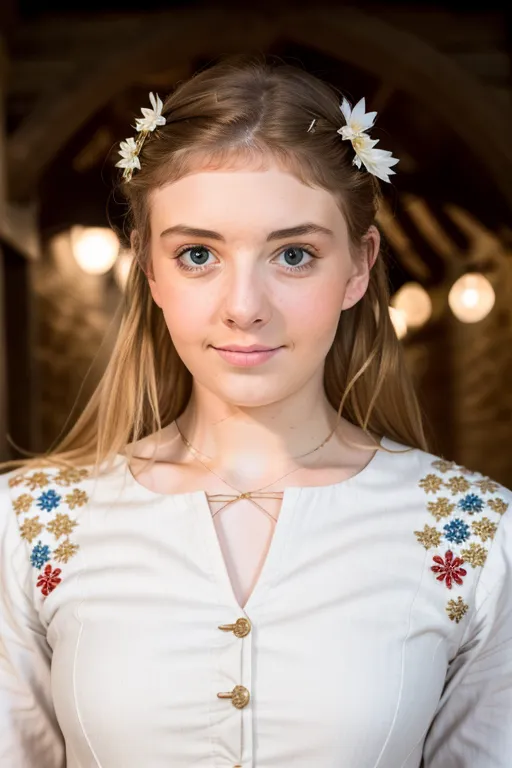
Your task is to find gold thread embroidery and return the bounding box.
[419,474,444,493]
[24,471,52,491]
[414,525,442,549]
[12,493,35,515]
[444,476,471,495]
[9,466,90,598]
[475,479,500,494]
[417,458,508,623]
[8,474,25,488]
[427,497,455,521]
[19,516,45,543]
[446,596,469,623]
[471,517,497,542]
[53,539,80,563]
[459,541,488,567]
[46,513,78,539]
[487,498,508,515]
[431,460,457,473]
[65,488,89,509]
[54,468,90,486]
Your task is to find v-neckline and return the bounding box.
[193,485,302,616]
[117,435,391,616]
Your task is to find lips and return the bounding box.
[213,346,282,367]
[213,345,279,353]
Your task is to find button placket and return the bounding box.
[217,617,251,707]
[217,614,252,765]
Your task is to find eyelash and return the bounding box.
[172,244,319,274]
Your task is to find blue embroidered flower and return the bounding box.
[443,518,471,544]
[36,488,62,512]
[30,540,51,568]
[457,493,484,514]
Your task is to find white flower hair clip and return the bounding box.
[116,92,166,181]
[337,97,399,183]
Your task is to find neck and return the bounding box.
[173,394,348,483]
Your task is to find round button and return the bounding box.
[217,684,250,709]
[217,617,252,637]
[231,685,250,709]
[233,617,251,637]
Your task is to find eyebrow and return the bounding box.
[159,223,335,241]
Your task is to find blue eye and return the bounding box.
[276,247,316,272]
[174,245,212,271]
[174,244,318,273]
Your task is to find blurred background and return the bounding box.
[0,0,511,483]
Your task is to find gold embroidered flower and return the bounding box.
[8,473,25,488]
[65,488,89,509]
[414,525,442,549]
[431,459,456,473]
[475,479,500,494]
[53,539,80,563]
[54,467,90,486]
[459,541,488,568]
[444,476,471,495]
[427,497,455,521]
[24,471,52,491]
[19,516,45,544]
[46,513,78,539]
[471,517,498,543]
[419,474,444,494]
[12,493,35,515]
[487,497,509,515]
[446,596,469,624]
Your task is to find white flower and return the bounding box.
[115,137,141,172]
[350,134,399,183]
[134,92,166,132]
[338,97,377,140]
[337,97,399,183]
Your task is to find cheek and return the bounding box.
[158,287,213,347]
[287,281,345,336]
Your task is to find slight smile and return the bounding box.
[211,346,283,367]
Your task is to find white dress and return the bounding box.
[1,436,511,768]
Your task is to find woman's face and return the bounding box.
[146,158,379,410]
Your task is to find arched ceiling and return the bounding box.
[5,6,512,207]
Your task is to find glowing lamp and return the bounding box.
[448,273,495,323]
[71,226,119,275]
[392,282,432,329]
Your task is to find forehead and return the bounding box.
[150,164,344,235]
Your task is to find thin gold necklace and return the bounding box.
[174,418,337,522]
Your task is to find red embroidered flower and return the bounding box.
[431,550,467,589]
[36,563,62,596]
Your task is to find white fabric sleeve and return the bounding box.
[0,473,66,767]
[422,494,512,767]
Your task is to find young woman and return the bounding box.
[1,53,510,768]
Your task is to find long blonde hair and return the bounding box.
[1,53,428,476]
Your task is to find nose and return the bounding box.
[220,265,271,330]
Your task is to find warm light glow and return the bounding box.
[392,282,432,328]
[448,273,495,323]
[114,248,135,290]
[389,306,407,339]
[70,226,119,274]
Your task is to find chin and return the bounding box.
[209,385,288,409]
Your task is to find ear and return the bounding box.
[131,230,162,308]
[341,225,380,311]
